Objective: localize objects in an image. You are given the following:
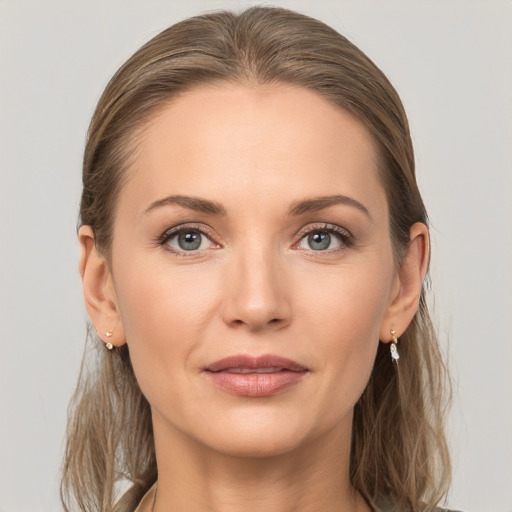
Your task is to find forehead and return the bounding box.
[119,83,386,219]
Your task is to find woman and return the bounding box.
[61,6,453,512]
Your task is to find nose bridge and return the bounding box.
[223,234,290,330]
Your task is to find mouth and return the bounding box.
[203,355,309,397]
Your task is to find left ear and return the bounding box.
[380,222,430,341]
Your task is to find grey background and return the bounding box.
[1,1,511,511]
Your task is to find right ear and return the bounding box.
[78,225,126,347]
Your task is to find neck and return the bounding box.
[151,413,369,512]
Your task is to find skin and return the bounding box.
[79,84,429,512]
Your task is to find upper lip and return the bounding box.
[205,354,308,372]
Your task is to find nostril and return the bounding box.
[227,316,287,330]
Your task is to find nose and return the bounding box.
[221,243,292,332]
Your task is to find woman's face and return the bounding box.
[109,84,400,456]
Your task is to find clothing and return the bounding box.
[374,495,462,512]
[134,482,462,512]
[133,483,156,512]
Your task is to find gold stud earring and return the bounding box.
[104,331,114,350]
[390,330,399,363]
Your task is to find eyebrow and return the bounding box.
[143,193,370,219]
[288,194,371,219]
[143,195,227,216]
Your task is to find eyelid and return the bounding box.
[293,223,353,251]
[157,223,220,253]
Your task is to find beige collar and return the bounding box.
[133,482,157,512]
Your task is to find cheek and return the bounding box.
[296,257,393,339]
[112,256,223,392]
[115,251,221,328]
[294,258,393,404]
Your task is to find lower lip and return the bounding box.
[204,370,307,397]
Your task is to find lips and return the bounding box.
[206,355,307,373]
[204,355,308,397]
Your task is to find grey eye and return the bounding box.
[168,230,206,251]
[307,232,331,250]
[178,231,202,250]
[297,228,344,252]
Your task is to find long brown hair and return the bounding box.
[62,6,451,511]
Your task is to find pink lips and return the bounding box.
[204,355,308,397]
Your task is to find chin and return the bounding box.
[191,407,319,459]
[207,429,307,459]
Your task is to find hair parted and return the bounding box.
[62,6,451,512]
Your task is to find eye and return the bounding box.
[172,230,205,251]
[160,226,217,254]
[296,224,351,252]
[303,231,336,251]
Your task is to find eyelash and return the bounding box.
[157,223,218,257]
[294,223,353,253]
[157,223,353,256]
